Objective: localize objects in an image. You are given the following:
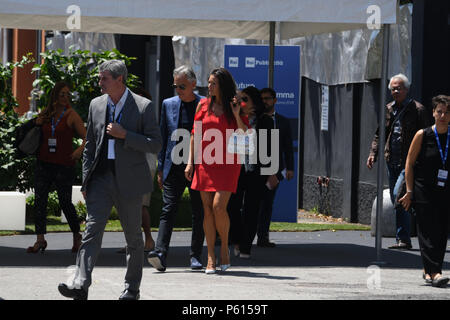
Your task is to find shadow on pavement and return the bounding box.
[1,243,448,271]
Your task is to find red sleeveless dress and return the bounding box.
[38,106,76,167]
[190,98,249,193]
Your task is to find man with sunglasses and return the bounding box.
[147,65,205,272]
[367,74,431,250]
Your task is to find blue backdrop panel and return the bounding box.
[224,45,300,222]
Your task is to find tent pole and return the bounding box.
[373,24,390,266]
[155,36,161,111]
[268,21,275,88]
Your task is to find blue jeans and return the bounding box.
[387,164,411,244]
[155,164,204,259]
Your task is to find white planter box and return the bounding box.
[0,191,26,231]
[61,186,85,223]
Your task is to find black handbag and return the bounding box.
[15,118,42,157]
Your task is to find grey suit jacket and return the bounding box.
[81,90,162,197]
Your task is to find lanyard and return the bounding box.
[51,107,66,137]
[109,103,124,124]
[433,125,450,169]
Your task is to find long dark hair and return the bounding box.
[39,81,70,122]
[242,86,265,118]
[208,68,236,124]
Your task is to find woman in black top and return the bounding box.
[227,86,267,259]
[399,95,450,288]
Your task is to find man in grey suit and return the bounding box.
[58,60,162,300]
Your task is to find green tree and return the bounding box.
[0,47,141,192]
[32,47,141,122]
[0,53,35,192]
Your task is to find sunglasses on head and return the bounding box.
[172,84,186,90]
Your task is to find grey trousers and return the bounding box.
[73,170,144,292]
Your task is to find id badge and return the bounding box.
[437,169,448,187]
[107,139,115,159]
[227,131,256,155]
[48,138,57,153]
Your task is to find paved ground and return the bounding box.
[0,230,449,301]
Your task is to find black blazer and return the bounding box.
[258,112,294,180]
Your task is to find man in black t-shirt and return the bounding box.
[147,66,205,271]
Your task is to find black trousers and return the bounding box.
[228,168,266,254]
[257,182,279,241]
[155,164,204,259]
[415,202,449,275]
[34,160,80,235]
[228,167,246,247]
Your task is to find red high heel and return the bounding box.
[26,240,47,254]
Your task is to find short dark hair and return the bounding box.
[260,87,276,99]
[242,86,265,117]
[431,95,449,111]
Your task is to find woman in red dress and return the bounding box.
[185,68,249,274]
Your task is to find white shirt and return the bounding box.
[107,87,129,122]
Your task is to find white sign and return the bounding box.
[228,57,239,68]
[321,85,329,131]
[245,57,256,68]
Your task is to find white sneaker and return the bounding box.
[190,257,203,270]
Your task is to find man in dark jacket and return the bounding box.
[147,65,204,272]
[257,88,294,248]
[367,74,431,250]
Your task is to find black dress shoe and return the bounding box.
[257,239,276,248]
[431,276,449,288]
[147,251,166,272]
[58,283,88,300]
[388,241,412,250]
[119,289,140,300]
[423,273,432,284]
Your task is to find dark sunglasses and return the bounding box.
[390,86,404,92]
[241,96,249,103]
[172,84,186,90]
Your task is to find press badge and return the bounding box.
[437,169,448,187]
[227,131,256,155]
[48,138,57,153]
[108,139,115,159]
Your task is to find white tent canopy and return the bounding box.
[0,0,397,39]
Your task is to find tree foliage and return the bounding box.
[0,54,35,192]
[0,47,141,192]
[32,47,141,122]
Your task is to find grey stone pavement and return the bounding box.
[0,230,449,300]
